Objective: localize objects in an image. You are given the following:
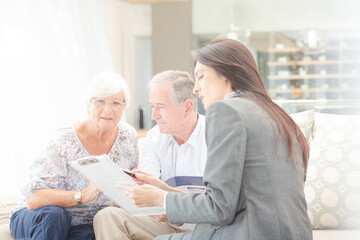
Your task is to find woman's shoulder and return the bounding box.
[225,97,257,108]
[206,98,267,127]
[117,121,137,139]
[208,98,256,115]
[42,125,79,153]
[51,126,77,142]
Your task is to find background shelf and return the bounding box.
[267,59,360,66]
[268,73,360,80]
[267,46,360,53]
[268,88,360,93]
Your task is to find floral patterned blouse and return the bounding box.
[10,122,138,226]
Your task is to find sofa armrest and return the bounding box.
[0,224,14,240]
[313,229,360,240]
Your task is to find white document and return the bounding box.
[69,154,165,216]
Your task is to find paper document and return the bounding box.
[69,154,165,216]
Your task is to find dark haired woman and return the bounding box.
[119,39,312,240]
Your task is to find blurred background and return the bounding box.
[1,0,360,195]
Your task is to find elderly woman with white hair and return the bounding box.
[9,72,138,240]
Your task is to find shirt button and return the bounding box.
[215,225,220,230]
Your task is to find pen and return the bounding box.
[123,170,137,178]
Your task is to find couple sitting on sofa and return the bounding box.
[10,69,206,240]
[10,39,313,240]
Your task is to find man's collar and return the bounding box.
[167,134,176,146]
[185,114,202,147]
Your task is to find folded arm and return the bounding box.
[26,182,101,210]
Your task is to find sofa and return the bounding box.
[1,111,360,239]
[0,194,17,240]
[290,110,360,239]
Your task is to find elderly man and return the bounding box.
[93,70,207,240]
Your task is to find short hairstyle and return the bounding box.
[85,72,130,109]
[148,70,197,111]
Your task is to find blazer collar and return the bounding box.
[225,89,245,99]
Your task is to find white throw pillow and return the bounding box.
[290,110,315,143]
[304,112,360,229]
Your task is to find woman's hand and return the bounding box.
[130,170,174,192]
[81,182,101,204]
[117,184,165,207]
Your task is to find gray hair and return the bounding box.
[148,70,197,111]
[85,72,130,109]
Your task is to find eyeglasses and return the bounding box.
[91,98,126,110]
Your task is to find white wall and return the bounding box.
[152,2,192,74]
[107,1,151,127]
[131,5,153,129]
[192,0,360,35]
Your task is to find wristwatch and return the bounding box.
[74,191,82,205]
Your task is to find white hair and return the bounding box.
[85,72,130,109]
[148,70,197,111]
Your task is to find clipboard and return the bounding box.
[69,154,165,216]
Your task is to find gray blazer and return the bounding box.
[156,97,312,240]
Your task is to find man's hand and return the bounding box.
[149,215,184,228]
[149,214,169,223]
[130,170,174,192]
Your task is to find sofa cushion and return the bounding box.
[0,195,17,225]
[312,229,360,240]
[304,112,360,229]
[0,224,14,240]
[290,109,315,143]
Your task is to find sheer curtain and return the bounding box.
[0,0,115,195]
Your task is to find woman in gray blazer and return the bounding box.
[121,39,313,240]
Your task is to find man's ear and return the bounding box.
[184,99,193,115]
